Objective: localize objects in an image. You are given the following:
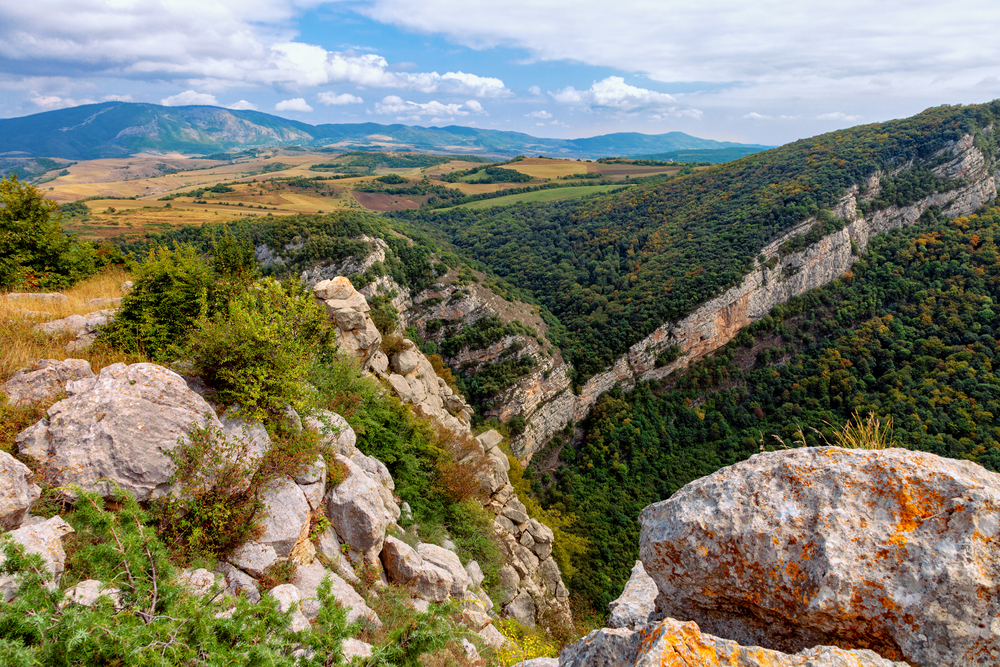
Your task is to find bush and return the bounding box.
[0,173,99,290]
[101,243,215,360]
[187,278,333,420]
[1,487,352,666]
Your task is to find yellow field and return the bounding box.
[502,158,593,180]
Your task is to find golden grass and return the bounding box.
[0,269,145,383]
[827,411,895,450]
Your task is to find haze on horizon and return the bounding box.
[1,0,998,148]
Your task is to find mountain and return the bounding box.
[629,146,772,163]
[0,101,762,160]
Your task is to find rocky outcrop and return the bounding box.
[313,277,382,369]
[639,447,1000,667]
[16,362,223,501]
[405,276,572,458]
[607,561,658,630]
[517,132,1000,461]
[318,278,573,628]
[33,309,115,351]
[1,358,95,407]
[0,451,41,531]
[560,618,908,667]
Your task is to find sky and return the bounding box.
[2,0,1000,146]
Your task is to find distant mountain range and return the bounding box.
[0,102,770,160]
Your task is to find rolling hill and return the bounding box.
[0,102,767,160]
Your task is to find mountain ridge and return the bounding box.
[0,101,769,160]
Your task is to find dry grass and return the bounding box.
[0,269,144,383]
[826,411,895,450]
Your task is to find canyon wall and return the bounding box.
[512,132,999,460]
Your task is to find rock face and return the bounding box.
[639,447,1000,667]
[607,561,658,630]
[16,362,222,501]
[0,451,41,531]
[1,358,95,407]
[325,455,390,563]
[515,132,1000,460]
[313,277,382,369]
[560,618,909,667]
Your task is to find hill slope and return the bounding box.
[0,102,763,160]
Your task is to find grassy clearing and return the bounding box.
[454,184,629,210]
[501,158,590,180]
[0,269,139,382]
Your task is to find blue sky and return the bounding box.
[2,0,999,146]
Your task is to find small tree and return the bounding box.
[0,173,96,290]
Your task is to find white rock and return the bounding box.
[0,450,40,531]
[325,455,389,563]
[16,363,223,501]
[1,358,94,407]
[257,477,311,558]
[608,561,658,629]
[267,584,311,633]
[229,540,278,578]
[62,579,121,608]
[342,638,374,660]
[0,516,74,600]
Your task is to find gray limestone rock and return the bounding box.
[608,561,658,629]
[640,447,1000,667]
[497,565,520,605]
[465,560,485,588]
[325,455,388,563]
[505,588,536,628]
[293,562,380,626]
[342,638,374,661]
[1,358,94,407]
[257,477,311,559]
[178,568,220,597]
[314,526,359,584]
[416,542,471,598]
[0,516,74,600]
[559,618,909,667]
[267,584,311,633]
[62,579,121,608]
[0,450,40,531]
[16,362,222,501]
[3,292,67,303]
[228,540,278,578]
[215,563,261,603]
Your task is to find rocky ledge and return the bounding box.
[562,446,1000,667]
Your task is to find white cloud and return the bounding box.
[318,92,364,105]
[552,76,685,113]
[744,112,771,120]
[276,98,313,112]
[102,94,133,102]
[373,95,486,120]
[227,100,257,110]
[31,94,94,109]
[528,85,542,96]
[526,110,552,119]
[816,111,862,121]
[0,1,509,98]
[161,90,219,106]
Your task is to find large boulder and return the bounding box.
[1,358,94,407]
[0,451,41,531]
[325,455,389,563]
[608,561,658,630]
[639,447,1000,667]
[16,363,222,501]
[559,618,908,667]
[381,536,454,603]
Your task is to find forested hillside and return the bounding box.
[537,204,1000,610]
[396,102,1000,384]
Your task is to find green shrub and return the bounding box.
[186,278,333,420]
[1,487,352,666]
[101,243,215,360]
[0,173,99,290]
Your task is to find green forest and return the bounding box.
[395,102,1000,384]
[534,204,1000,611]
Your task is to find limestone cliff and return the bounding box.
[514,131,999,460]
[313,277,574,629]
